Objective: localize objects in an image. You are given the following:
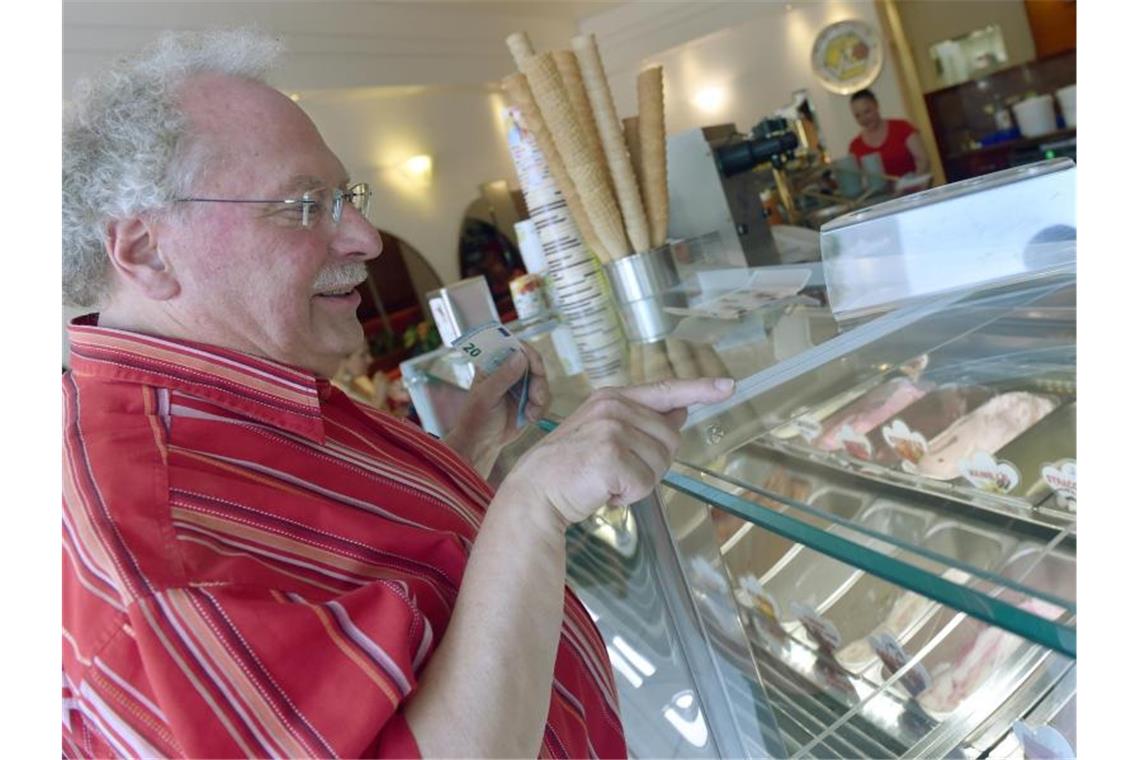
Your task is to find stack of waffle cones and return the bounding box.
[504,31,669,264]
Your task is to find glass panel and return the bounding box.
[562,506,724,758]
[665,463,1074,654]
[820,160,1074,324]
[564,491,787,758]
[472,299,839,444]
[681,270,1076,535]
[667,486,1075,757]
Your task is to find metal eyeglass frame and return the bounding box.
[175,182,372,229]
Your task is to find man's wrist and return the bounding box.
[443,428,471,460]
[492,476,568,547]
[447,429,502,478]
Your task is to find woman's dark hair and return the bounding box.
[850,88,877,104]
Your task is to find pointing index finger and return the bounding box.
[614,377,735,413]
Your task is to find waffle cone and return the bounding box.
[502,73,603,256]
[552,50,609,195]
[628,342,645,384]
[665,337,700,379]
[505,32,535,68]
[572,33,650,255]
[502,73,606,261]
[642,341,673,382]
[637,65,669,248]
[622,117,643,195]
[520,52,630,261]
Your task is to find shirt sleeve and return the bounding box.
[896,119,918,140]
[127,582,428,758]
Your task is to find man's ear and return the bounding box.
[105,216,180,300]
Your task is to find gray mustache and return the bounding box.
[312,263,369,292]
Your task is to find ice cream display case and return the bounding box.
[408,160,1077,757]
[653,263,1076,758]
[562,166,1075,757]
[541,261,1076,759]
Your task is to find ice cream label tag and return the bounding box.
[881,419,929,468]
[837,424,874,461]
[737,575,786,640]
[792,602,841,653]
[869,632,932,697]
[959,451,1021,494]
[793,416,823,442]
[1041,459,1076,511]
[688,556,730,596]
[1011,720,1075,759]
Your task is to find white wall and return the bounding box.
[579,0,910,157]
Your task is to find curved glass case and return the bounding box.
[405,160,1077,758]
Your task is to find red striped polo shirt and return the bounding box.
[62,315,626,758]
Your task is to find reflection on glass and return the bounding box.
[930,24,1009,88]
[606,643,646,689]
[663,690,710,748]
[613,635,657,678]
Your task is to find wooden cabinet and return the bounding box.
[1025,0,1077,58]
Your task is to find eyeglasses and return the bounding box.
[174,182,372,229]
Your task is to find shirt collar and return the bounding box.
[67,314,330,442]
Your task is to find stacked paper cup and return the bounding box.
[504,106,629,387]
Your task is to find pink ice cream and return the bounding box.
[917,391,1057,480]
[815,377,930,452]
[918,597,1064,715]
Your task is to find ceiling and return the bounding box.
[63,0,626,93]
[416,1,623,20]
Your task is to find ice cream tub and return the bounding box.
[769,372,889,442]
[812,376,932,457]
[991,401,1076,504]
[908,546,1071,718]
[832,518,1010,676]
[915,391,1058,482]
[758,488,891,623]
[719,462,822,576]
[876,384,995,467]
[998,544,1075,614]
[816,501,936,662]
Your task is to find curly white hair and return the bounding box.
[62,28,284,307]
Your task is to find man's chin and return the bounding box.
[284,327,366,378]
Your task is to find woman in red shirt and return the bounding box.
[847,88,930,178]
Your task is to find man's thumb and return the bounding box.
[473,350,527,400]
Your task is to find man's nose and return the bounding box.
[333,203,383,261]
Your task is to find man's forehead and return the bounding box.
[178,74,349,192]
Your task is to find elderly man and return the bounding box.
[62,29,732,759]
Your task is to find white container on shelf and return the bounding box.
[1055,84,1076,128]
[1012,95,1057,138]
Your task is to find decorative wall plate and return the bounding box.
[811,19,883,95]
